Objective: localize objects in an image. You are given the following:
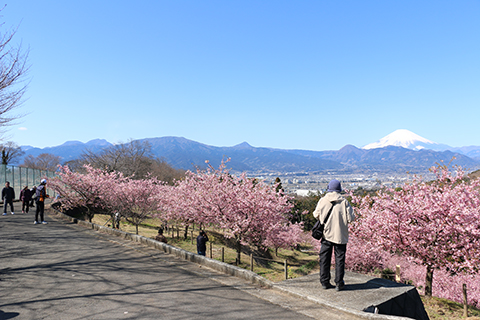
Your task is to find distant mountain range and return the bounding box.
[20,139,113,163]
[18,130,480,174]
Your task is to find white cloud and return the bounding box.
[18,127,27,131]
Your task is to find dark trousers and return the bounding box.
[22,200,30,213]
[35,201,45,222]
[319,238,347,286]
[3,200,13,213]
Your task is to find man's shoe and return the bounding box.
[11,212,14,215]
[41,221,48,224]
[321,283,334,290]
[2,213,6,216]
[335,283,345,291]
[34,221,38,224]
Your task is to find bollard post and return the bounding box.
[221,247,224,262]
[250,254,254,272]
[395,265,401,282]
[284,260,288,280]
[191,231,194,244]
[463,283,468,317]
[209,242,213,259]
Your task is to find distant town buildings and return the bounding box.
[250,171,436,196]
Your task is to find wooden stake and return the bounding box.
[221,247,224,262]
[284,260,288,280]
[395,265,401,282]
[250,254,254,271]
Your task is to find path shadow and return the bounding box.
[342,278,410,291]
[0,310,19,320]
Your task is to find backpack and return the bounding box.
[311,203,335,240]
[36,185,45,202]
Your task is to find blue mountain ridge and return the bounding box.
[18,137,480,174]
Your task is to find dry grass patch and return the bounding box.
[421,296,480,320]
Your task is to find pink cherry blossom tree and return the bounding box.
[351,165,480,296]
[106,176,166,235]
[50,165,123,222]
[166,160,301,264]
[158,172,206,239]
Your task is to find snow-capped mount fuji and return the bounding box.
[363,129,451,151]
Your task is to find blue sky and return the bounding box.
[3,1,480,150]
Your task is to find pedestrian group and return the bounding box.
[1,179,50,225]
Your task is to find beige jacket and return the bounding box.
[312,192,355,244]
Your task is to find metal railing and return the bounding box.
[0,164,57,199]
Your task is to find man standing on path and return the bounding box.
[196,230,209,256]
[2,181,15,215]
[34,179,49,224]
[313,179,355,291]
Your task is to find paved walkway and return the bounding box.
[1,203,363,320]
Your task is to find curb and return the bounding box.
[50,208,273,289]
[49,208,414,320]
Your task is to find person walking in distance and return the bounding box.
[20,185,33,214]
[34,179,49,224]
[196,230,209,256]
[2,181,15,215]
[313,179,355,291]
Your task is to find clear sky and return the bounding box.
[3,1,480,150]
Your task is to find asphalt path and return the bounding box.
[0,203,352,320]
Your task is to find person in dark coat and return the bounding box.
[20,185,33,213]
[154,228,168,244]
[196,230,209,256]
[29,186,36,207]
[2,181,15,215]
[34,179,49,224]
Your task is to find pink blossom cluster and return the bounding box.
[51,162,304,251]
[343,239,480,307]
[50,165,166,234]
[344,165,480,304]
[158,160,304,253]
[50,165,126,222]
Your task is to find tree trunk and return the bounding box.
[184,225,189,240]
[87,208,93,223]
[236,240,242,265]
[425,265,434,296]
[135,224,139,235]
